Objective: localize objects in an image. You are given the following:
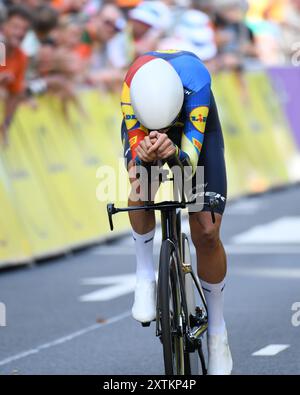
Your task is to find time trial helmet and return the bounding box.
[130,58,184,130]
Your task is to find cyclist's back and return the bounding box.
[121,50,226,214]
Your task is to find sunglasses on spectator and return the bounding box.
[103,18,126,32]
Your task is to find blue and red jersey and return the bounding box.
[121,50,212,173]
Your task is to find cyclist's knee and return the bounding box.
[189,212,221,250]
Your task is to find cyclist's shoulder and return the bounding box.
[130,50,210,75]
[171,54,211,93]
[145,49,209,68]
[123,50,211,93]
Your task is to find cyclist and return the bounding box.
[121,50,232,375]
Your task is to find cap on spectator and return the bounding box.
[128,1,171,30]
[174,10,217,60]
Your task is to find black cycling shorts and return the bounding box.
[121,91,227,215]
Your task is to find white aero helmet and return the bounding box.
[130,58,184,130]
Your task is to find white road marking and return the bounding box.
[226,199,263,215]
[232,267,300,279]
[92,246,135,255]
[252,345,290,356]
[79,274,136,302]
[0,310,131,368]
[225,244,300,255]
[92,244,300,256]
[232,217,300,244]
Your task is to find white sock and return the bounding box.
[200,278,226,336]
[132,229,156,283]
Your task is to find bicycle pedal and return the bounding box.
[141,322,151,327]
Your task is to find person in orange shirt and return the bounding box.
[0,5,32,145]
[51,0,88,14]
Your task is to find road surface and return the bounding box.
[0,185,300,375]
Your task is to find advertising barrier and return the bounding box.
[0,69,299,268]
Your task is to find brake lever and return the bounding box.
[107,203,116,231]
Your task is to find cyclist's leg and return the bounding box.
[188,92,232,374]
[188,92,228,334]
[190,213,226,283]
[121,122,159,323]
[122,122,159,283]
[189,212,227,336]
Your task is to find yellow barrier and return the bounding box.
[0,71,299,267]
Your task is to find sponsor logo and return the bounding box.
[129,136,138,147]
[121,82,130,102]
[189,106,209,133]
[122,105,138,130]
[121,83,139,130]
[125,114,136,121]
[156,50,180,54]
[184,89,193,96]
[192,138,202,152]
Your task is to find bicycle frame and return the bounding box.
[107,198,214,337]
[159,206,209,345]
[156,206,188,338]
[107,169,219,373]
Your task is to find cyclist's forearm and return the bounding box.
[167,144,195,176]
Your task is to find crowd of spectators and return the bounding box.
[0,0,299,144]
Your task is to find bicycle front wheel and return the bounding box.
[158,240,185,375]
[182,233,205,375]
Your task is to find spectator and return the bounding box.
[22,5,59,61]
[1,0,297,146]
[127,1,172,57]
[246,0,285,65]
[0,5,32,144]
[281,0,300,63]
[76,2,126,63]
[158,8,218,68]
[21,4,83,101]
[213,0,257,70]
[83,2,127,90]
[192,0,216,16]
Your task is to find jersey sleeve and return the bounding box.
[176,83,211,175]
[121,80,148,162]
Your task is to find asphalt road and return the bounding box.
[0,185,300,375]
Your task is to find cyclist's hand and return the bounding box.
[149,131,159,145]
[135,136,158,163]
[148,132,176,159]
